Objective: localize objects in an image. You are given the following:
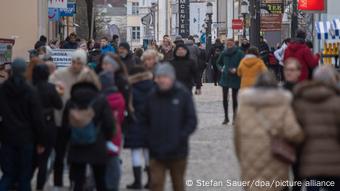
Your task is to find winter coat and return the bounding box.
[293,81,340,178]
[217,47,244,88]
[185,40,201,67]
[106,90,125,156]
[101,44,116,55]
[235,88,303,191]
[0,76,45,146]
[121,53,142,74]
[209,43,224,67]
[63,82,114,165]
[62,41,78,49]
[171,44,202,91]
[237,55,267,89]
[124,71,154,148]
[284,40,319,81]
[141,82,197,160]
[159,45,174,62]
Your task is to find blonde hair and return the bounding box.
[141,49,163,62]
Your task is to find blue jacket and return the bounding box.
[101,45,116,55]
[141,82,197,160]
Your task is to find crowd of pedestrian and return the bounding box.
[0,27,340,191]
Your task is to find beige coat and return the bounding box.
[294,81,340,178]
[235,88,304,191]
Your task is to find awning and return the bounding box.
[315,21,335,40]
[332,19,340,37]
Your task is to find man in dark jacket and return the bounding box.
[209,38,225,85]
[118,42,141,74]
[142,63,197,191]
[34,35,47,50]
[62,33,79,49]
[170,44,202,94]
[0,58,45,190]
[217,38,244,125]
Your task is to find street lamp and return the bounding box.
[249,0,261,48]
[206,2,213,52]
[240,0,249,39]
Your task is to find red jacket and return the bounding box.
[106,92,126,156]
[284,41,319,81]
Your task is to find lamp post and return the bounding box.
[240,0,249,39]
[206,2,213,52]
[291,0,298,37]
[249,0,260,48]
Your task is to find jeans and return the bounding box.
[32,147,52,190]
[150,158,187,191]
[106,157,121,191]
[53,127,68,187]
[222,87,239,121]
[0,144,34,191]
[70,163,106,191]
[305,177,340,191]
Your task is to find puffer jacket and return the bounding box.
[235,88,304,191]
[294,81,340,178]
[237,54,267,89]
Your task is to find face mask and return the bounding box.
[120,53,128,58]
[39,54,44,59]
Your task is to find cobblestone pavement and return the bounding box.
[40,83,242,191]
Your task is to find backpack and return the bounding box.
[68,99,98,146]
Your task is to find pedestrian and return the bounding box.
[142,63,197,191]
[31,64,63,190]
[159,37,174,62]
[62,33,79,49]
[235,72,304,191]
[63,79,114,191]
[293,65,340,191]
[237,46,267,89]
[118,42,141,74]
[34,35,47,50]
[111,35,119,51]
[209,38,225,86]
[100,37,116,55]
[149,40,159,50]
[185,36,201,69]
[274,38,291,66]
[0,58,46,191]
[141,49,161,72]
[259,36,270,65]
[174,35,184,46]
[124,66,154,189]
[134,48,144,59]
[49,49,100,188]
[26,49,43,82]
[196,42,207,83]
[284,29,319,81]
[0,62,10,84]
[240,38,250,54]
[216,38,244,125]
[171,44,202,94]
[282,58,301,91]
[99,71,125,191]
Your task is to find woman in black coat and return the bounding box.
[63,81,115,191]
[124,66,155,189]
[32,64,63,190]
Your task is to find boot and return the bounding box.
[126,167,142,189]
[144,166,151,189]
[222,118,229,125]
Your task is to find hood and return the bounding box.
[128,71,153,85]
[3,76,31,98]
[173,44,190,59]
[184,39,194,46]
[294,81,339,103]
[239,88,292,107]
[223,46,238,56]
[242,55,262,68]
[70,81,99,106]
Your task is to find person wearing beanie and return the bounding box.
[284,28,319,81]
[124,65,154,189]
[48,48,100,187]
[118,42,141,74]
[0,58,46,190]
[142,63,197,191]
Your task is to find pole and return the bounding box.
[249,0,260,47]
[90,7,95,40]
[291,0,298,37]
[206,14,213,52]
[243,13,246,39]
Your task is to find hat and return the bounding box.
[154,63,176,80]
[28,49,39,58]
[71,49,87,64]
[12,58,27,76]
[103,55,120,72]
[174,35,183,42]
[99,71,115,91]
[119,42,130,51]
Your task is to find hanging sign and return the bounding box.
[298,0,326,12]
[178,0,190,38]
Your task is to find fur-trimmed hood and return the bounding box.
[128,71,153,85]
[238,87,292,107]
[294,81,340,103]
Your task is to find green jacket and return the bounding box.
[217,47,244,88]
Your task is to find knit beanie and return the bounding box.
[119,42,131,51]
[11,58,27,76]
[103,55,120,72]
[154,63,176,80]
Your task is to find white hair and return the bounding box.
[71,49,87,64]
[141,49,163,62]
[313,65,337,85]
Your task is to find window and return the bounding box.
[132,2,139,15]
[132,26,141,40]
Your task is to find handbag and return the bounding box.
[256,110,296,164]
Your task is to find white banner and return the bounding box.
[48,0,68,9]
[51,49,75,68]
